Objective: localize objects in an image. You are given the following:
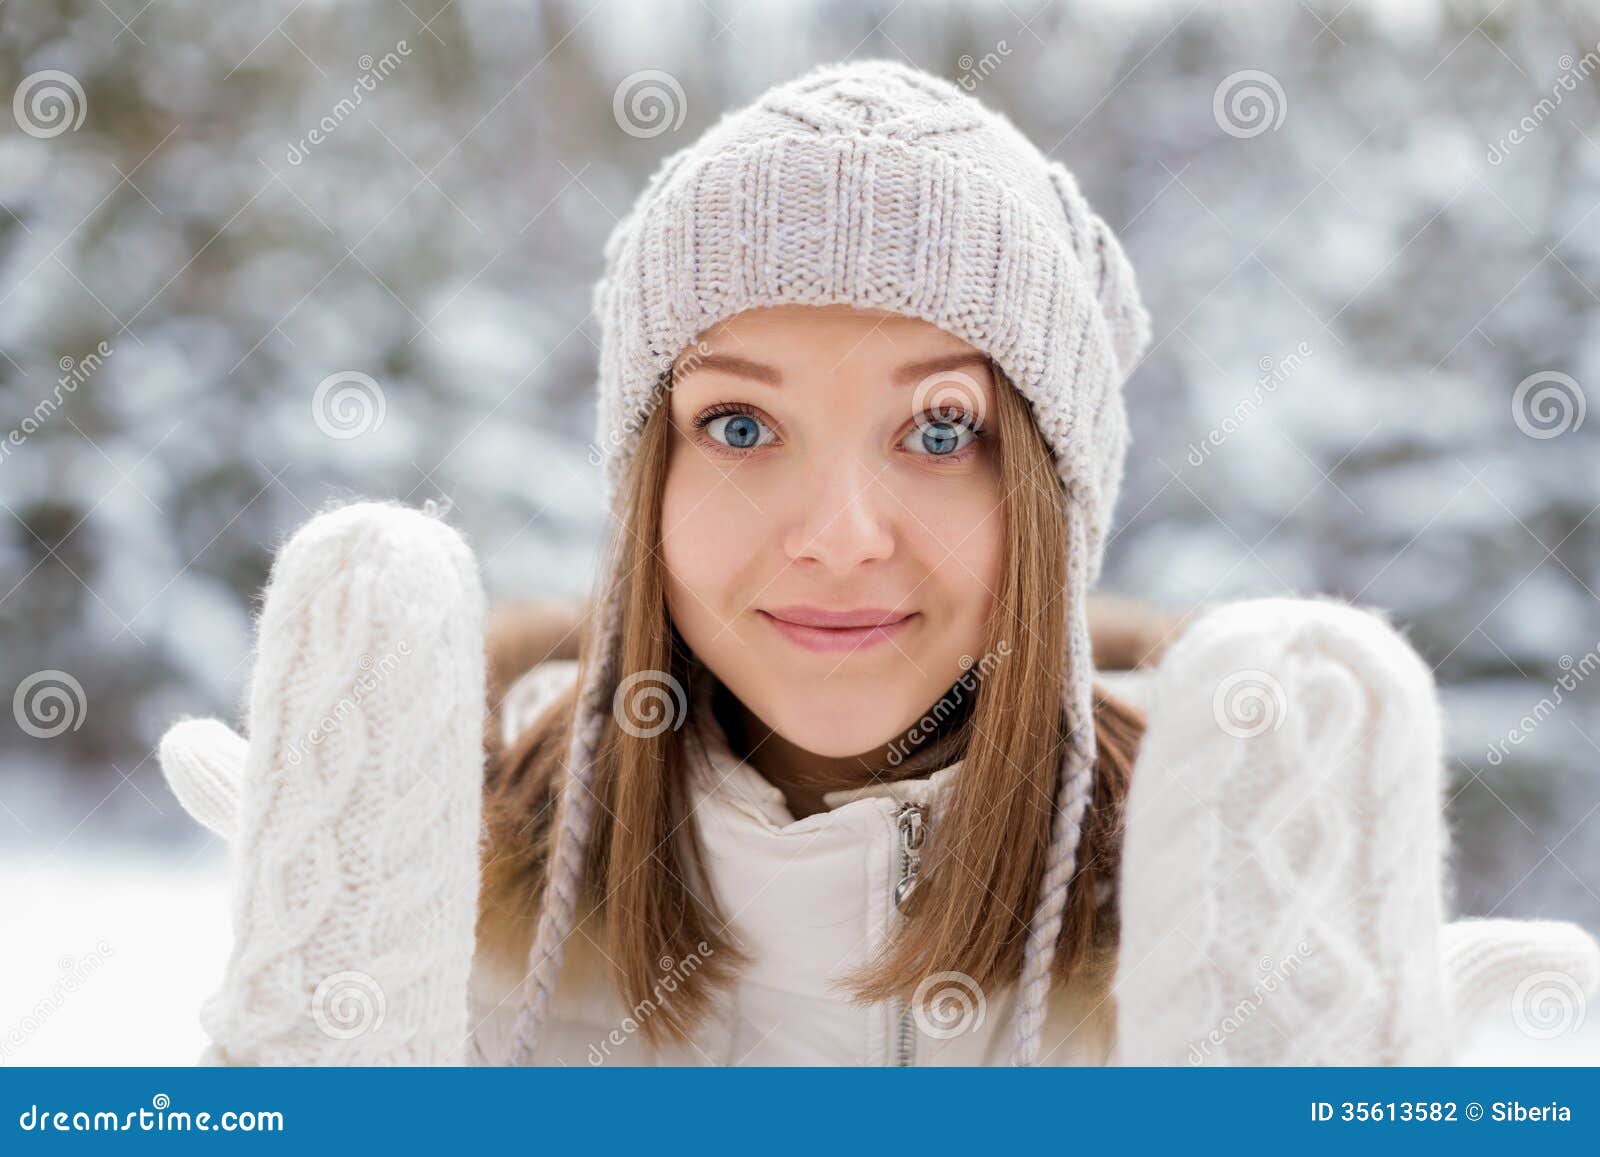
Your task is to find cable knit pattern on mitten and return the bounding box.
[199,501,486,1065]
[1113,595,1451,1064]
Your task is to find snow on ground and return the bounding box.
[1,845,1595,1066]
[0,843,230,1066]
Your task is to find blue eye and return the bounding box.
[905,416,978,457]
[692,403,980,459]
[701,410,775,450]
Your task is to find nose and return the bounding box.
[781,452,895,571]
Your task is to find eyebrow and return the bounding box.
[676,350,992,387]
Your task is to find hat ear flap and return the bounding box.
[1044,160,1153,381]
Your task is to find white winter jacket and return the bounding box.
[465,658,1147,1067]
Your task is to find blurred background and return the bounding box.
[2,0,1597,1062]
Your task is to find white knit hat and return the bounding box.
[517,57,1152,1066]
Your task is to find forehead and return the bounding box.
[698,304,972,352]
[665,310,992,404]
[679,305,990,385]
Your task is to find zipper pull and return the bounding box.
[893,801,925,908]
[891,801,928,1066]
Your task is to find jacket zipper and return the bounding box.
[890,800,926,1066]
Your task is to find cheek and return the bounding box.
[660,444,758,612]
[898,468,1005,617]
[954,495,1003,631]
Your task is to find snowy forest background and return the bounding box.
[2,0,1599,1062]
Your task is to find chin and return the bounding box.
[744,686,909,760]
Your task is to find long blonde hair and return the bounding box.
[480,362,1147,1049]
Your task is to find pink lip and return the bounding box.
[757,607,916,654]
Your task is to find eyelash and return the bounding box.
[690,401,987,463]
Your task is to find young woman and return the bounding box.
[161,59,1598,1068]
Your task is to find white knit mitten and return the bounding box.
[1112,595,1600,1065]
[158,501,486,1065]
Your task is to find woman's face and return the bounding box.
[660,304,1004,760]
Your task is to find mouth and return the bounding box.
[756,607,917,655]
